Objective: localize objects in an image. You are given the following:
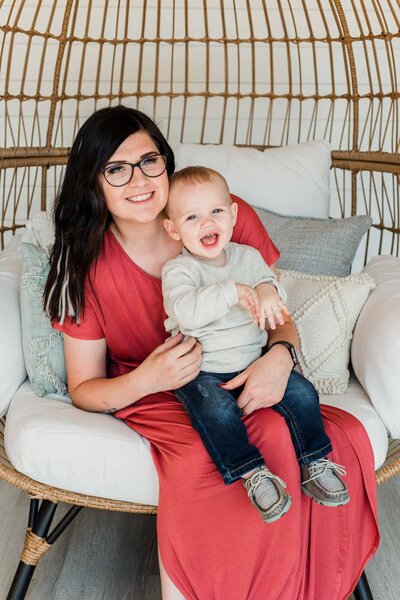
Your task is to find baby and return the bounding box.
[161,166,349,523]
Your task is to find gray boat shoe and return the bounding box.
[301,458,350,507]
[244,465,292,523]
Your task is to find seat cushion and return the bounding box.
[321,378,389,470]
[5,381,159,505]
[5,379,387,504]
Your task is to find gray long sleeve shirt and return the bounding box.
[162,242,287,373]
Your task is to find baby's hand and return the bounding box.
[256,283,290,330]
[235,283,260,324]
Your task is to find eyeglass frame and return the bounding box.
[101,153,167,187]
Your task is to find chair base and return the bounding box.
[353,571,373,600]
[7,499,82,600]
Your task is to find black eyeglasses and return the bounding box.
[102,154,167,187]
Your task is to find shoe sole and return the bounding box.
[302,486,350,507]
[262,494,292,523]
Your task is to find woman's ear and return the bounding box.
[163,218,181,241]
[231,201,238,226]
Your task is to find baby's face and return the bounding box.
[164,177,238,261]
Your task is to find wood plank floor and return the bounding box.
[0,477,399,599]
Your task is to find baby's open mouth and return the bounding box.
[201,233,219,247]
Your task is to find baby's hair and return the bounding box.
[169,165,230,194]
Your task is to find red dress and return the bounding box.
[56,196,379,600]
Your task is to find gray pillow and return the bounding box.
[254,207,372,276]
[20,242,67,397]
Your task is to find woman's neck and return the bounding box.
[110,216,182,277]
[110,216,163,250]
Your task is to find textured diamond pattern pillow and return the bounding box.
[255,207,372,276]
[20,242,67,397]
[278,270,375,394]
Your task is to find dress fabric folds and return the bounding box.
[120,396,378,600]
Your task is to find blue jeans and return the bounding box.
[175,369,332,485]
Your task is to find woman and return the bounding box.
[45,105,378,599]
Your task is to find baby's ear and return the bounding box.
[231,201,238,225]
[163,218,181,241]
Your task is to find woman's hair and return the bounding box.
[44,105,175,323]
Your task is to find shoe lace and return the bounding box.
[246,467,287,492]
[302,459,347,485]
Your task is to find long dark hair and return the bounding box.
[44,105,175,323]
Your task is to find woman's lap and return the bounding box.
[120,394,379,600]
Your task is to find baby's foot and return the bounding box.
[301,458,350,507]
[243,466,291,523]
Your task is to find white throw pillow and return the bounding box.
[0,236,27,416]
[172,140,331,218]
[352,256,400,438]
[20,243,67,397]
[21,210,54,249]
[278,270,375,394]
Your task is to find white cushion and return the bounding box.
[352,256,400,439]
[321,379,388,470]
[279,270,375,394]
[172,140,331,218]
[0,236,26,417]
[5,381,159,505]
[5,379,386,503]
[20,211,54,249]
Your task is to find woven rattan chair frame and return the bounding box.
[0,1,399,599]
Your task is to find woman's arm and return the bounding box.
[64,332,202,412]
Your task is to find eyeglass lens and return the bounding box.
[104,154,166,186]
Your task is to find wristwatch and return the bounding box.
[268,341,299,369]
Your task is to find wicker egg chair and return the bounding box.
[1,1,400,599]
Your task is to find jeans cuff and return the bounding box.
[298,443,333,466]
[222,457,265,485]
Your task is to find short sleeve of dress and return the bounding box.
[53,286,105,340]
[231,194,280,266]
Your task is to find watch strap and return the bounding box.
[268,341,299,369]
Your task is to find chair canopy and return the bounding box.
[0,0,399,258]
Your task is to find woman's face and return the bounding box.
[100,130,170,225]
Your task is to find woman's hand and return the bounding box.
[64,332,202,413]
[136,333,203,394]
[220,344,293,415]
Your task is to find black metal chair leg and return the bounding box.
[353,570,373,600]
[6,500,83,600]
[7,499,57,600]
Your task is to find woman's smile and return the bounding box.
[125,191,153,203]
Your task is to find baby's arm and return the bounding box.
[256,283,290,330]
[249,249,290,330]
[235,283,262,324]
[162,262,239,330]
